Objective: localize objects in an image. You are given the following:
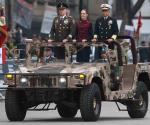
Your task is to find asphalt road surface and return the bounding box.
[0,93,150,125]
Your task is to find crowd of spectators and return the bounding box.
[4,25,150,63]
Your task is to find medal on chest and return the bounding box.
[108,20,113,29]
[64,19,69,25]
[55,18,59,27]
[99,22,102,29]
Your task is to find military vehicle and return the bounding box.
[1,36,149,121]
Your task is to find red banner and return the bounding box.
[136,12,142,39]
[0,25,7,47]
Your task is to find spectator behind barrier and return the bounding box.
[139,41,149,63]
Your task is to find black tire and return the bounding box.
[57,104,78,118]
[80,83,101,121]
[5,89,27,121]
[127,81,148,118]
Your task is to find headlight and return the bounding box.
[79,74,85,80]
[20,78,28,83]
[59,78,66,83]
[59,77,67,87]
[5,74,13,80]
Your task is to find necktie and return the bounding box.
[60,17,64,23]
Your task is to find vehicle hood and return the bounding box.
[28,63,106,74]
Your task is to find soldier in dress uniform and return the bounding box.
[92,4,120,91]
[93,4,118,43]
[50,3,75,59]
[92,4,119,60]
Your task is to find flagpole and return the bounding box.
[135,11,142,47]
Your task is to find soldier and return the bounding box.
[43,47,54,63]
[49,3,75,59]
[93,4,118,44]
[92,4,119,59]
[92,4,120,91]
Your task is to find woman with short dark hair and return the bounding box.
[76,9,93,62]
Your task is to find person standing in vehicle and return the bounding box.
[92,4,120,91]
[76,9,93,62]
[92,4,119,60]
[50,3,75,59]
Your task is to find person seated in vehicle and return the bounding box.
[42,47,55,63]
[49,2,75,59]
[75,9,93,62]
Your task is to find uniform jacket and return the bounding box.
[94,16,119,60]
[94,16,119,40]
[50,16,75,42]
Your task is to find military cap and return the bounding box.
[57,3,68,9]
[101,4,112,10]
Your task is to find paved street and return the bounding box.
[0,93,149,125]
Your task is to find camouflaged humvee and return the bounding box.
[2,36,149,121]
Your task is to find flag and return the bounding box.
[0,25,7,47]
[136,11,142,39]
[13,0,33,29]
[0,7,7,47]
[41,6,57,34]
[0,48,5,64]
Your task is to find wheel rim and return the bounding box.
[93,95,100,115]
[93,98,97,109]
[138,95,144,106]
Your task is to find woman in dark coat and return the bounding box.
[76,9,93,62]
